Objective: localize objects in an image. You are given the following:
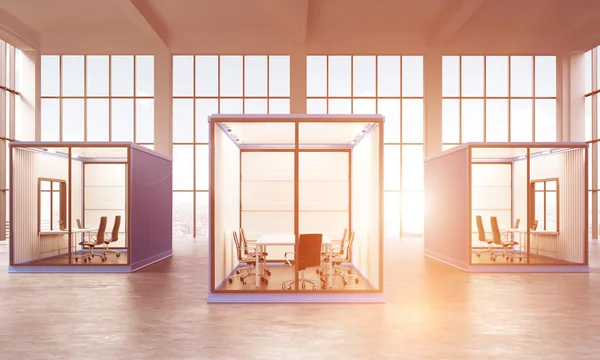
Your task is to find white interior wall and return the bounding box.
[214,127,241,286]
[471,163,512,248]
[513,149,586,262]
[351,130,380,288]
[84,163,127,247]
[12,149,82,263]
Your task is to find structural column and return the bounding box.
[153,48,172,157]
[289,47,307,114]
[423,50,443,159]
[21,49,39,141]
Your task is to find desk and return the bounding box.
[502,228,559,259]
[256,234,333,289]
[39,228,98,260]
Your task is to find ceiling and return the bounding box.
[0,0,599,54]
[222,121,373,146]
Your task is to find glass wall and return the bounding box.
[172,55,290,237]
[584,47,599,239]
[306,55,424,237]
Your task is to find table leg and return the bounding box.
[255,245,260,288]
[329,244,333,289]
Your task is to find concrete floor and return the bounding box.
[1,237,600,359]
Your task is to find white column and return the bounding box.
[19,49,39,141]
[423,50,443,158]
[289,48,306,114]
[153,49,172,157]
[558,53,586,142]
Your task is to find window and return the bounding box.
[172,55,290,237]
[306,55,424,236]
[530,179,558,231]
[442,55,557,148]
[38,179,66,232]
[585,46,600,238]
[40,55,154,145]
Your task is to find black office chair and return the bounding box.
[282,234,324,290]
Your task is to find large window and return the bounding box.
[585,47,600,239]
[40,55,154,146]
[442,56,557,149]
[530,179,558,231]
[0,40,21,241]
[172,55,290,237]
[306,55,424,236]
[38,179,66,231]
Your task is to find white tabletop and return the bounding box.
[502,228,558,235]
[256,234,331,245]
[39,227,98,236]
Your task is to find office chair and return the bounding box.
[475,215,494,257]
[229,231,267,285]
[531,220,538,230]
[240,228,270,276]
[282,234,324,290]
[490,216,519,262]
[323,231,359,286]
[75,216,107,263]
[102,215,121,257]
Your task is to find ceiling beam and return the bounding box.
[0,7,40,51]
[427,0,486,46]
[119,0,169,47]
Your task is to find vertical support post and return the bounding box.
[294,121,299,290]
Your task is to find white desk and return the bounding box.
[256,234,333,289]
[502,228,559,259]
[39,228,98,260]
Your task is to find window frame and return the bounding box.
[38,178,67,232]
[529,178,559,232]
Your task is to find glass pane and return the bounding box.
[173,56,194,96]
[462,56,484,97]
[534,182,544,190]
[40,192,51,230]
[111,99,134,141]
[353,56,376,97]
[510,56,533,97]
[173,145,194,190]
[111,56,134,96]
[196,192,209,238]
[306,56,326,97]
[195,145,208,190]
[41,98,60,141]
[136,55,154,97]
[352,99,375,114]
[307,99,326,114]
[195,56,218,96]
[62,99,84,141]
[585,96,592,141]
[402,99,423,143]
[269,99,290,114]
[486,99,508,142]
[328,56,351,97]
[402,56,423,97]
[510,99,533,142]
[244,56,267,96]
[535,99,556,142]
[173,99,194,143]
[461,99,484,142]
[384,145,400,190]
[486,56,508,97]
[220,56,243,96]
[379,99,400,143]
[534,191,545,230]
[269,56,290,97]
[597,49,600,91]
[328,99,351,114]
[546,191,557,231]
[585,51,592,94]
[384,192,401,237]
[173,192,194,237]
[442,56,460,97]
[62,56,84,96]
[196,99,218,143]
[41,55,60,96]
[86,56,109,96]
[51,191,61,230]
[220,99,243,114]
[546,181,557,191]
[377,56,400,97]
[442,99,459,143]
[535,56,556,97]
[244,99,267,114]
[87,99,109,141]
[402,145,423,191]
[402,191,424,235]
[136,99,154,143]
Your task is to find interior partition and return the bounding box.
[213,125,241,287]
[351,129,381,289]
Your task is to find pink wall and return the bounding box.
[129,146,173,270]
[424,148,470,270]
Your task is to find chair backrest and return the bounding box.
[338,228,348,255]
[76,219,83,229]
[240,228,250,255]
[490,216,502,245]
[531,220,538,230]
[111,216,121,240]
[476,215,486,242]
[232,231,243,262]
[344,231,356,262]
[96,217,108,245]
[297,234,323,271]
[514,218,520,228]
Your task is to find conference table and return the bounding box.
[502,228,559,259]
[255,234,333,289]
[39,227,99,260]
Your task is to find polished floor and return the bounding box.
[1,237,600,359]
[471,250,573,264]
[22,251,128,265]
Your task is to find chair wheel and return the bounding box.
[83,258,87,263]
[240,278,244,282]
[348,270,352,274]
[101,257,106,262]
[287,286,291,290]
[342,279,348,286]
[312,286,316,290]
[355,278,359,284]
[316,269,319,274]
[476,253,481,257]
[302,282,306,289]
[75,258,78,262]
[228,278,233,283]
[236,270,240,274]
[321,284,326,289]
[116,253,121,257]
